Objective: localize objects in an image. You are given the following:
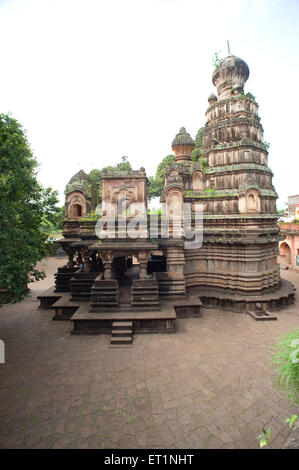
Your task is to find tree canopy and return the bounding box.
[148,154,175,199]
[191,127,205,161]
[0,113,60,302]
[89,156,133,202]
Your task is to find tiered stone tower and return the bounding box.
[161,55,294,309]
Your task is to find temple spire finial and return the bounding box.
[227,40,231,55]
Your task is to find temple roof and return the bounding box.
[213,55,249,80]
[65,169,90,196]
[212,55,249,93]
[67,169,90,185]
[172,127,195,148]
[208,93,217,104]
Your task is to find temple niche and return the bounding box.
[101,167,148,219]
[38,53,295,342]
[64,170,97,220]
[192,171,204,191]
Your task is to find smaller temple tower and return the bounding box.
[64,169,98,219]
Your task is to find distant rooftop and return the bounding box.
[101,167,146,179]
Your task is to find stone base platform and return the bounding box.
[247,310,277,321]
[194,278,295,312]
[71,304,176,335]
[37,287,62,308]
[37,287,204,335]
[173,296,202,318]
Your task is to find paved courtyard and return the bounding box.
[0,257,298,449]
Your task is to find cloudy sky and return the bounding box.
[0,0,298,207]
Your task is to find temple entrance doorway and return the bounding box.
[71,204,82,217]
[112,256,139,304]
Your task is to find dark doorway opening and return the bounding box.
[72,204,82,217]
[112,256,139,304]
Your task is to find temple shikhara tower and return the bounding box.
[38,54,295,343]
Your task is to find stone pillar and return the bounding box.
[65,248,75,268]
[67,253,75,268]
[103,251,113,280]
[104,260,113,279]
[138,252,149,279]
[166,246,185,277]
[82,250,90,272]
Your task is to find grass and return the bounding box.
[271,329,299,405]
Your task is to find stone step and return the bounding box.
[110,336,132,345]
[112,329,132,337]
[112,321,133,329]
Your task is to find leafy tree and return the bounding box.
[89,169,103,202]
[41,201,65,237]
[148,154,175,199]
[114,156,132,172]
[40,187,62,235]
[191,127,205,161]
[0,113,59,302]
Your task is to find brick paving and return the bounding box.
[0,257,298,449]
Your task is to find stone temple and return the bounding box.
[38,55,295,344]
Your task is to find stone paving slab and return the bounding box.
[0,257,298,449]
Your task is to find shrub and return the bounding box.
[271,329,299,405]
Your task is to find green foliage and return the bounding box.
[263,141,270,150]
[0,113,51,302]
[212,51,222,68]
[89,157,133,202]
[258,428,271,448]
[199,157,209,169]
[89,168,102,201]
[191,127,205,162]
[41,190,64,236]
[147,208,164,215]
[147,175,162,200]
[246,92,256,101]
[285,414,298,429]
[204,188,215,195]
[148,155,175,199]
[271,329,299,405]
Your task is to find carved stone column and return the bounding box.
[82,249,91,272]
[138,252,149,279]
[64,246,75,268]
[103,251,113,280]
[67,250,75,268]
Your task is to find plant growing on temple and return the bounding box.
[270,329,299,405]
[0,113,60,303]
[212,51,222,68]
[89,157,133,201]
[263,141,270,150]
[246,92,256,101]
